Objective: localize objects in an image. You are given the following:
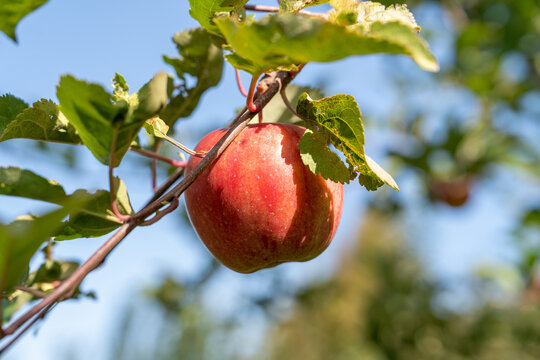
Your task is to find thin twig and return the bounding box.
[140,198,180,226]
[145,167,185,206]
[277,77,306,121]
[12,286,45,299]
[130,147,187,168]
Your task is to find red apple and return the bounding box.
[184,123,344,273]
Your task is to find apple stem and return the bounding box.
[130,147,187,168]
[258,112,263,123]
[109,130,132,223]
[247,73,262,112]
[235,69,248,97]
[140,198,180,226]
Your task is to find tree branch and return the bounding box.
[2,223,135,338]
[0,69,298,350]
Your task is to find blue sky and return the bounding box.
[0,1,530,358]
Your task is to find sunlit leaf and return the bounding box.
[0,99,81,144]
[188,0,248,37]
[297,93,399,190]
[217,13,438,74]
[0,167,133,240]
[280,0,329,13]
[299,129,352,182]
[0,94,28,134]
[0,203,79,293]
[57,74,167,166]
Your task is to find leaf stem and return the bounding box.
[156,133,204,158]
[130,147,187,168]
[235,69,248,97]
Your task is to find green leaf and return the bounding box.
[55,179,133,240]
[0,94,28,134]
[216,13,438,74]
[0,166,66,203]
[0,0,48,42]
[280,0,329,13]
[144,117,169,138]
[160,28,224,125]
[297,93,399,191]
[135,72,170,121]
[112,73,130,100]
[329,1,420,30]
[0,166,132,240]
[0,99,82,144]
[56,75,120,165]
[299,129,352,183]
[0,204,78,293]
[3,291,32,324]
[364,155,399,191]
[188,0,248,37]
[57,74,166,166]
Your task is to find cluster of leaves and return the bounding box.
[188,0,439,190]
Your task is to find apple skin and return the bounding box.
[184,123,344,273]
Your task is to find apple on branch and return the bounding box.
[184,123,344,273]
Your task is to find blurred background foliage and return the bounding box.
[100,0,540,359]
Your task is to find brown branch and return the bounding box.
[0,303,55,356]
[2,222,135,337]
[134,70,297,222]
[0,69,298,350]
[140,198,180,226]
[12,286,45,299]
